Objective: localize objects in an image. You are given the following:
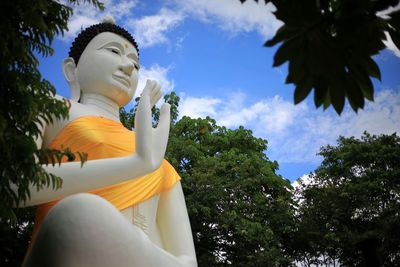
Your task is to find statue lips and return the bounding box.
[112,73,131,88]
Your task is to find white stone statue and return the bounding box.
[21,17,197,267]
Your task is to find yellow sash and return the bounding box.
[33,116,180,235]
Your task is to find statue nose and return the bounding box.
[120,57,134,76]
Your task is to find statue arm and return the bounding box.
[24,153,157,206]
[157,181,198,267]
[21,81,171,207]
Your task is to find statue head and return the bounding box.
[62,16,140,106]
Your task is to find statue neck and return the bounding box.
[80,93,120,122]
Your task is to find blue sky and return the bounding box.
[38,0,400,182]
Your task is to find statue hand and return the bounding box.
[135,80,171,172]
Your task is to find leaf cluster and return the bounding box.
[241,0,400,114]
[0,0,101,264]
[0,0,102,220]
[169,117,295,266]
[293,132,400,266]
[0,207,35,267]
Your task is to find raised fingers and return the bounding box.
[150,82,162,108]
[156,103,171,134]
[142,79,153,94]
[135,80,153,155]
[154,103,171,158]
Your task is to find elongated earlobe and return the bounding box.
[62,57,80,101]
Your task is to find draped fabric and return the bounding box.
[33,116,180,236]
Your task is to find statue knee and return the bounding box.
[30,193,124,248]
[43,193,123,231]
[52,193,115,213]
[25,194,129,266]
[54,192,113,211]
[24,194,139,267]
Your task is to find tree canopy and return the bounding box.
[293,132,400,266]
[241,0,400,114]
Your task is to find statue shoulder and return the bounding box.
[41,96,88,148]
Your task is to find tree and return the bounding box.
[293,133,400,266]
[122,93,296,266]
[0,208,35,267]
[241,0,400,114]
[0,0,103,220]
[0,1,102,265]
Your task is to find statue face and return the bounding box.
[76,32,140,106]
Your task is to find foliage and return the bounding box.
[241,0,400,114]
[0,0,102,265]
[169,118,295,266]
[0,0,103,220]
[0,208,35,267]
[122,93,296,266]
[120,92,181,129]
[293,133,400,266]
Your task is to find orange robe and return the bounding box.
[33,116,180,236]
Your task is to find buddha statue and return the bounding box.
[21,16,197,267]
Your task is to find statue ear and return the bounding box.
[62,57,80,101]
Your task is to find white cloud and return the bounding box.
[127,8,184,48]
[384,32,400,57]
[62,0,280,48]
[175,33,189,50]
[62,0,137,39]
[173,0,281,38]
[179,96,222,119]
[291,174,315,203]
[227,97,305,134]
[291,174,312,190]
[179,89,400,164]
[377,3,400,57]
[376,2,400,18]
[63,5,99,39]
[106,0,137,20]
[136,64,175,97]
[266,90,400,163]
[179,92,307,133]
[63,0,400,57]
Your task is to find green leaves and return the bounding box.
[294,133,400,265]
[256,0,400,114]
[0,1,102,263]
[294,78,313,104]
[265,25,299,47]
[272,36,302,67]
[362,56,381,81]
[0,0,103,221]
[166,106,294,266]
[329,75,346,114]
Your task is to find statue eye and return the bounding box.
[108,48,121,55]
